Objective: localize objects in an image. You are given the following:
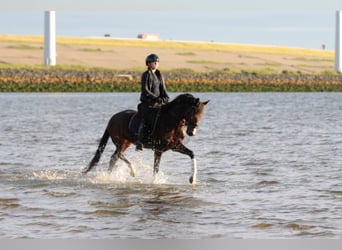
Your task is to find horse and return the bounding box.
[82,93,209,184]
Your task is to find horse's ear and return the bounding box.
[203,100,210,105]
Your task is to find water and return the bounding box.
[0,92,342,239]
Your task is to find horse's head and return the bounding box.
[172,94,209,136]
[185,97,209,136]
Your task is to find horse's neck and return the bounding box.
[161,105,185,127]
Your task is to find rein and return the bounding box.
[150,94,197,141]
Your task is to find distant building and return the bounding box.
[137,34,159,40]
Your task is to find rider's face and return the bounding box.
[148,61,159,70]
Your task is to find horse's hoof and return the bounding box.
[130,170,136,177]
[189,175,197,185]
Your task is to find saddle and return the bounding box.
[128,108,161,137]
[128,112,141,135]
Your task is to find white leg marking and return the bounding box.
[191,158,197,185]
[129,164,136,177]
[192,128,197,136]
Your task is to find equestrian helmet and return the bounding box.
[145,53,160,65]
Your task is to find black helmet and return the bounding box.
[145,53,160,65]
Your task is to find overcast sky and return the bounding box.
[1,1,341,49]
[0,0,341,11]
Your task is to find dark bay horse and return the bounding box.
[82,93,209,184]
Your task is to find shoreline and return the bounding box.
[1,68,342,92]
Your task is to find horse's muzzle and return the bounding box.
[186,127,197,136]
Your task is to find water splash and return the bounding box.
[32,169,80,181]
[30,160,170,187]
[90,163,168,185]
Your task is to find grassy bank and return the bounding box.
[1,68,342,92]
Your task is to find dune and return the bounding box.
[0,34,335,74]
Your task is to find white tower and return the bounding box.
[44,11,56,66]
[335,11,342,73]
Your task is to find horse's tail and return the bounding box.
[82,129,110,175]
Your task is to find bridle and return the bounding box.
[184,102,200,135]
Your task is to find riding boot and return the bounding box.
[135,119,145,152]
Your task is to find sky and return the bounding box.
[0,0,341,11]
[1,1,342,49]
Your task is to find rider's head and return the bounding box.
[145,53,160,66]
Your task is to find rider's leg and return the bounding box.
[135,118,145,152]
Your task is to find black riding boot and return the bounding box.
[135,119,145,152]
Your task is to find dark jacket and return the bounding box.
[139,69,169,107]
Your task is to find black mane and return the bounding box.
[164,93,195,108]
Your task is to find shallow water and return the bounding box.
[0,92,341,238]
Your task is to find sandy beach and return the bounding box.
[0,35,335,74]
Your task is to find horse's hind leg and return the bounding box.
[153,150,163,175]
[108,143,136,177]
[119,154,136,177]
[108,149,120,173]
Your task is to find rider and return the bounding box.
[135,53,170,152]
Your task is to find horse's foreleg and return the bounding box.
[173,143,197,185]
[119,154,136,177]
[153,150,163,175]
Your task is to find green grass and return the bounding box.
[0,61,11,66]
[176,52,196,56]
[0,61,340,76]
[240,68,278,75]
[321,70,340,75]
[290,57,334,62]
[0,63,118,72]
[187,60,221,65]
[2,81,342,92]
[165,68,196,74]
[7,44,43,50]
[256,62,283,67]
[80,48,103,52]
[79,47,114,52]
[1,66,342,92]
